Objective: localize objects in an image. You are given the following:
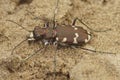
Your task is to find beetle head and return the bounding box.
[27,22,56,44]
[27,26,46,43]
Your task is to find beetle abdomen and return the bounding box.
[55,25,91,46]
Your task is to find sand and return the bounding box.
[0,0,120,80]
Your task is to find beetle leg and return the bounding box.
[72,17,111,32]
[21,41,48,62]
[59,42,71,48]
[53,46,57,80]
[21,48,44,62]
[72,17,79,26]
[80,47,116,54]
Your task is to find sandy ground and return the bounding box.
[0,0,120,80]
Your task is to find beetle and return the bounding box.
[7,17,113,80]
[6,0,114,79]
[7,17,113,63]
[6,0,113,61]
[27,19,91,47]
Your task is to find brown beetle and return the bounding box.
[6,0,114,79]
[27,19,91,47]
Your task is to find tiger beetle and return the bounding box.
[6,0,115,79]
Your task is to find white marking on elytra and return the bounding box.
[73,33,79,44]
[56,37,59,41]
[85,35,91,43]
[72,25,75,28]
[62,37,67,42]
[72,26,78,30]
[74,27,78,30]
[87,31,90,34]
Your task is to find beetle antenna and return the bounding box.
[21,47,44,62]
[6,20,31,32]
[80,47,116,54]
[76,18,111,32]
[52,0,59,29]
[26,10,45,21]
[11,39,27,55]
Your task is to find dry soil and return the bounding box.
[0,0,120,80]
